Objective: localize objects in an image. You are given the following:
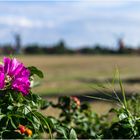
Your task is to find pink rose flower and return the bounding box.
[0,57,30,96]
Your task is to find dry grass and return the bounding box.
[2,54,139,114]
[12,55,140,96]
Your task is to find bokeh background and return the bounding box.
[0,0,140,114]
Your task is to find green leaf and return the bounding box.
[109,108,118,113]
[70,129,77,139]
[0,114,5,121]
[41,100,51,110]
[48,117,58,128]
[32,116,41,130]
[9,93,14,102]
[7,105,14,111]
[119,113,128,120]
[25,115,40,132]
[22,106,31,115]
[56,126,68,139]
[28,66,44,78]
[33,111,53,138]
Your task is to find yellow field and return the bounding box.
[12,55,140,96]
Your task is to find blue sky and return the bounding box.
[0,0,140,48]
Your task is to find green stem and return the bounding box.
[118,74,127,109]
[25,106,53,139]
[34,111,53,139]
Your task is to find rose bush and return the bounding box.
[0,57,76,139]
[0,57,140,139]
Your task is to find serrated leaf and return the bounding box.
[32,116,41,130]
[28,66,44,78]
[119,113,128,120]
[56,126,68,139]
[7,105,14,111]
[41,100,50,110]
[70,129,77,139]
[23,106,31,115]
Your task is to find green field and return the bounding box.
[11,55,140,97]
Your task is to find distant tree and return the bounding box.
[93,44,102,54]
[24,44,43,54]
[53,40,67,54]
[78,47,93,54]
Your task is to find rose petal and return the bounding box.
[0,64,4,73]
[0,72,5,89]
[3,57,30,95]
[3,57,11,74]
[12,77,30,95]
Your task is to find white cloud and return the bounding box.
[0,16,37,28]
[0,15,56,29]
[0,1,139,47]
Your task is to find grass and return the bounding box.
[1,54,138,114]
[8,54,140,96]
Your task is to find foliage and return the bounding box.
[127,94,140,117]
[0,57,75,139]
[1,56,140,139]
[46,96,109,139]
[44,93,140,139]
[42,68,140,139]
[102,98,140,139]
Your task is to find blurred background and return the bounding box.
[0,0,140,114]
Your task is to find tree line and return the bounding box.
[0,40,139,55]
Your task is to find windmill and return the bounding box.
[11,31,22,54]
[14,33,21,54]
[113,33,125,51]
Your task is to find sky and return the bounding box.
[0,0,140,48]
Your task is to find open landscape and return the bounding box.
[1,1,140,139]
[13,55,140,96]
[7,55,140,114]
